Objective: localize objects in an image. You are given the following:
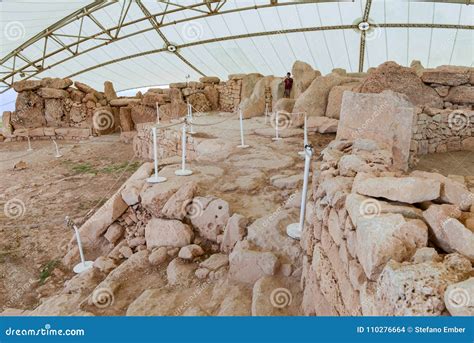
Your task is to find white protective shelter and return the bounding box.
[0,0,473,94]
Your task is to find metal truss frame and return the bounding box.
[0,0,472,93]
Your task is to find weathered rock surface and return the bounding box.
[355,214,428,280]
[353,175,441,204]
[358,61,443,108]
[423,204,474,260]
[190,197,230,242]
[229,244,280,284]
[145,218,194,249]
[337,90,415,170]
[291,60,321,99]
[444,277,474,316]
[376,255,472,316]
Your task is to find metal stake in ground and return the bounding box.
[272,111,282,141]
[65,216,93,274]
[147,126,167,184]
[27,136,33,152]
[52,139,62,158]
[237,108,250,149]
[187,102,196,134]
[287,144,313,240]
[298,113,308,156]
[175,122,193,176]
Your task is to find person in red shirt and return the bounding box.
[284,72,293,98]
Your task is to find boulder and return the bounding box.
[2,111,13,136]
[337,90,415,170]
[119,107,134,131]
[353,175,441,204]
[358,61,443,107]
[273,98,295,115]
[356,214,428,280]
[196,139,233,162]
[74,81,96,94]
[130,104,156,124]
[292,73,359,124]
[190,197,230,242]
[148,247,168,265]
[325,82,360,119]
[178,244,204,260]
[140,182,179,218]
[291,60,321,99]
[229,246,280,284]
[240,76,275,118]
[445,85,474,105]
[221,214,248,253]
[121,179,144,206]
[444,277,474,316]
[199,253,229,271]
[423,204,474,260]
[241,73,264,99]
[145,218,194,249]
[37,87,69,99]
[307,116,338,133]
[251,276,302,316]
[199,76,220,84]
[377,255,472,316]
[41,77,72,89]
[162,181,198,220]
[104,81,117,102]
[13,91,45,129]
[421,66,470,86]
[109,98,141,107]
[12,80,41,92]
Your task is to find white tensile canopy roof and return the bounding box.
[0,0,473,94]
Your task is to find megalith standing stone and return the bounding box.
[337,90,415,171]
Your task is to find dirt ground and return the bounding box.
[413,150,474,177]
[0,135,138,310]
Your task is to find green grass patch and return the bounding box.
[101,161,141,174]
[39,260,59,285]
[71,162,99,174]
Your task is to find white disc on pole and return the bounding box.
[237,144,250,148]
[175,169,193,176]
[286,223,302,240]
[146,175,167,183]
[73,261,93,274]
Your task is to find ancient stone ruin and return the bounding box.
[1,60,473,317]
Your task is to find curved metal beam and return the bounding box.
[1,0,472,93]
[65,22,473,79]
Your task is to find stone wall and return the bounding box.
[301,91,474,317]
[216,74,243,112]
[410,107,474,162]
[132,123,198,161]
